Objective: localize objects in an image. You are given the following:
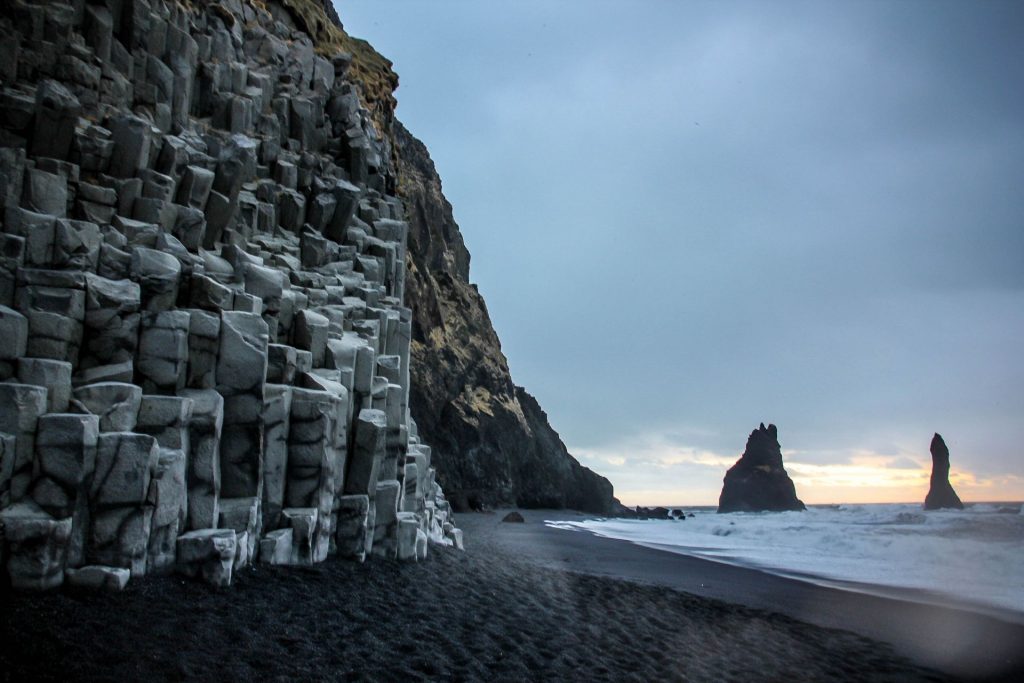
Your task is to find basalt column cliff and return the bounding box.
[0,0,614,591]
[0,0,470,590]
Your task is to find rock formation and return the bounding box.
[923,433,964,510]
[718,423,806,513]
[396,123,615,514]
[0,0,467,590]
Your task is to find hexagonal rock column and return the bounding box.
[218,497,261,567]
[14,269,86,366]
[216,311,268,499]
[79,273,140,377]
[371,479,400,560]
[176,529,236,587]
[136,311,190,394]
[0,305,28,380]
[0,503,73,590]
[147,447,187,575]
[285,388,338,563]
[179,389,223,531]
[261,384,292,531]
[344,409,387,499]
[87,432,159,576]
[17,358,72,413]
[70,382,142,432]
[334,494,369,562]
[29,413,99,568]
[0,383,49,503]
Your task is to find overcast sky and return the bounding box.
[336,0,1024,505]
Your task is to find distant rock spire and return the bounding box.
[923,433,964,510]
[717,423,806,513]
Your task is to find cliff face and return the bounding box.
[0,0,468,591]
[394,121,615,514]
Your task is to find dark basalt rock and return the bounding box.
[501,511,525,523]
[923,433,964,510]
[395,121,615,515]
[718,423,806,513]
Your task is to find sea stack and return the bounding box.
[718,423,806,513]
[923,433,964,510]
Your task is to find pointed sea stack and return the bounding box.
[718,423,806,513]
[923,433,964,510]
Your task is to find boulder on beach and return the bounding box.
[718,423,806,513]
[923,433,964,510]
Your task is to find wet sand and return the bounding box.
[1,509,1015,681]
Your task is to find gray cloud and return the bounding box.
[339,0,1024,500]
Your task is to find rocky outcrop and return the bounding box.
[923,433,964,510]
[395,122,615,515]
[718,423,806,513]
[0,0,461,590]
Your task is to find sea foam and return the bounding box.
[548,503,1024,617]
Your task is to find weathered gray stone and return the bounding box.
[131,247,181,312]
[179,389,223,531]
[183,308,220,389]
[70,382,142,432]
[293,309,327,368]
[281,507,320,565]
[108,114,152,178]
[16,358,72,413]
[32,79,81,161]
[259,528,292,565]
[0,383,48,502]
[397,512,419,562]
[323,179,361,243]
[4,208,54,268]
[87,431,158,576]
[286,388,339,561]
[0,503,73,590]
[80,273,140,371]
[0,433,14,509]
[176,164,214,209]
[65,564,130,592]
[261,384,292,531]
[14,273,85,365]
[334,494,369,562]
[266,344,297,385]
[218,497,260,565]
[29,413,99,568]
[176,529,236,587]
[136,395,193,450]
[371,479,400,559]
[216,311,268,498]
[136,311,190,394]
[0,306,29,379]
[345,409,387,497]
[147,447,187,574]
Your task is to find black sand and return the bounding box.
[2,510,1019,682]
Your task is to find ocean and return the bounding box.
[548,502,1024,619]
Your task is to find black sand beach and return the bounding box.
[3,510,1020,682]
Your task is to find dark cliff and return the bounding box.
[321,6,615,514]
[394,122,614,514]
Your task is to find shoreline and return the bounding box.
[460,509,1024,681]
[616,539,1024,628]
[1,509,959,682]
